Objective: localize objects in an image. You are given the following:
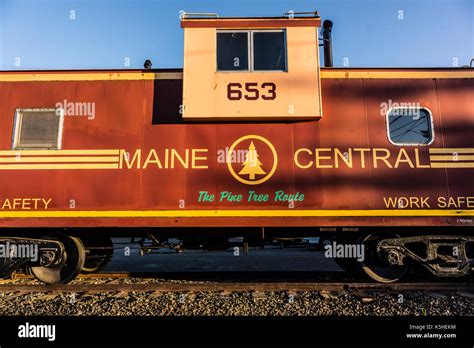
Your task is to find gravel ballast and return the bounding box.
[0,278,472,316]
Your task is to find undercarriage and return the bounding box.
[0,229,472,284]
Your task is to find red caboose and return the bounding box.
[0,13,473,283]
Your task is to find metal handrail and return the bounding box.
[180,12,219,20]
[283,11,319,18]
[180,11,319,20]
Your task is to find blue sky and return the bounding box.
[0,0,472,70]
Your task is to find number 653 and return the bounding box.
[227,82,276,101]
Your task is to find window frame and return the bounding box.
[385,106,435,146]
[216,29,287,73]
[12,108,65,150]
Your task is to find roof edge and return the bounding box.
[181,17,321,28]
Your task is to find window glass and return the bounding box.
[387,108,433,145]
[14,109,62,149]
[217,32,248,71]
[253,31,286,71]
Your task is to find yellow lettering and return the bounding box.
[32,198,41,209]
[415,148,430,168]
[120,149,141,169]
[420,196,430,208]
[2,199,12,210]
[13,198,21,209]
[373,149,393,168]
[438,197,447,208]
[42,198,52,210]
[353,148,370,168]
[397,197,409,208]
[294,148,313,169]
[143,149,163,169]
[467,197,474,208]
[394,149,414,168]
[171,149,189,168]
[334,148,353,168]
[22,199,31,210]
[409,197,420,208]
[192,149,208,169]
[383,197,398,208]
[315,148,333,168]
[447,197,457,208]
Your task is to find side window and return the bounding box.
[12,108,64,150]
[386,107,434,145]
[217,32,249,71]
[217,30,287,72]
[253,31,286,71]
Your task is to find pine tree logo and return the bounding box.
[227,135,278,185]
[238,141,266,180]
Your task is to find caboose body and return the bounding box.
[0,13,472,283]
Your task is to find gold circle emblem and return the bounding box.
[226,135,278,185]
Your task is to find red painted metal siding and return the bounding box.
[0,71,472,228]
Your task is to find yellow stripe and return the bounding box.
[0,209,471,218]
[0,71,471,82]
[0,156,118,163]
[429,148,474,154]
[0,163,119,170]
[430,162,474,168]
[0,72,156,82]
[0,72,182,82]
[430,155,474,161]
[320,71,474,79]
[0,149,120,156]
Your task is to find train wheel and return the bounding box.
[80,236,114,273]
[360,232,410,283]
[30,235,85,284]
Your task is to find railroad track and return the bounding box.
[0,282,472,293]
[0,272,473,301]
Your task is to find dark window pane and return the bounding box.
[387,108,433,145]
[152,79,183,124]
[217,32,248,71]
[253,32,286,71]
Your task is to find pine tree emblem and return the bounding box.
[238,141,266,180]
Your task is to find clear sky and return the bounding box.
[0,0,472,70]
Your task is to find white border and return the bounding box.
[12,108,64,150]
[385,106,435,146]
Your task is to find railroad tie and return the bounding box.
[319,290,338,300]
[347,289,375,303]
[219,290,232,299]
[252,291,266,300]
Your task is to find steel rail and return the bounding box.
[0,282,472,294]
